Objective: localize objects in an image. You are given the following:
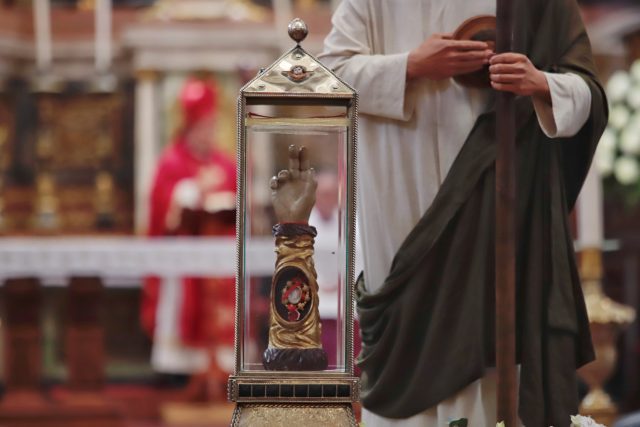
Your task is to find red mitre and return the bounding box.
[179,78,218,127]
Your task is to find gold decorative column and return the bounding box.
[32,99,59,232]
[32,173,59,231]
[94,109,116,229]
[578,248,636,426]
[94,171,115,229]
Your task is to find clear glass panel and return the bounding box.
[241,105,349,373]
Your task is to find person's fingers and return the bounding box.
[451,39,490,51]
[489,63,525,74]
[451,50,493,63]
[491,81,520,94]
[452,61,486,75]
[490,53,525,65]
[269,176,279,190]
[299,146,310,171]
[277,169,290,183]
[288,144,300,179]
[437,33,454,40]
[490,73,521,84]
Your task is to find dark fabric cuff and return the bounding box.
[272,223,318,237]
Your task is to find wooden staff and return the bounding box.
[495,0,518,425]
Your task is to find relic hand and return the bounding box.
[270,145,317,223]
[489,53,551,102]
[407,33,493,81]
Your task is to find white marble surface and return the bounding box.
[0,236,346,289]
[0,236,264,282]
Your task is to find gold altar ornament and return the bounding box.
[229,18,359,426]
[94,171,116,227]
[578,248,636,426]
[32,173,59,231]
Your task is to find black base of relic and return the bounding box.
[262,347,328,371]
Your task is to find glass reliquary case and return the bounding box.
[228,18,359,425]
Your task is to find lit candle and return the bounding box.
[577,163,604,248]
[34,0,52,71]
[95,0,112,72]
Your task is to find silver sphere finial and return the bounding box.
[288,18,308,44]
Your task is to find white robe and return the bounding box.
[319,0,592,425]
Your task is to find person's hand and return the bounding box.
[270,145,317,223]
[489,53,550,102]
[407,33,493,81]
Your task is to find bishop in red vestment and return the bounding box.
[141,78,236,397]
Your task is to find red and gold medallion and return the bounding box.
[280,275,311,322]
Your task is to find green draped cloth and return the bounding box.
[355,0,608,426]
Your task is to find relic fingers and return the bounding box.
[270,176,279,190]
[288,144,300,179]
[299,146,310,172]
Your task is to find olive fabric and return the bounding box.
[355,0,608,425]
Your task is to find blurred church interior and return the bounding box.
[0,0,639,426]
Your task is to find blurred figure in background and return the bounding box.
[310,169,362,370]
[309,170,341,367]
[141,78,237,401]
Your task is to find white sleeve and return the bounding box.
[318,0,414,121]
[532,72,592,139]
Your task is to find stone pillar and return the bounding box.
[134,70,160,234]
